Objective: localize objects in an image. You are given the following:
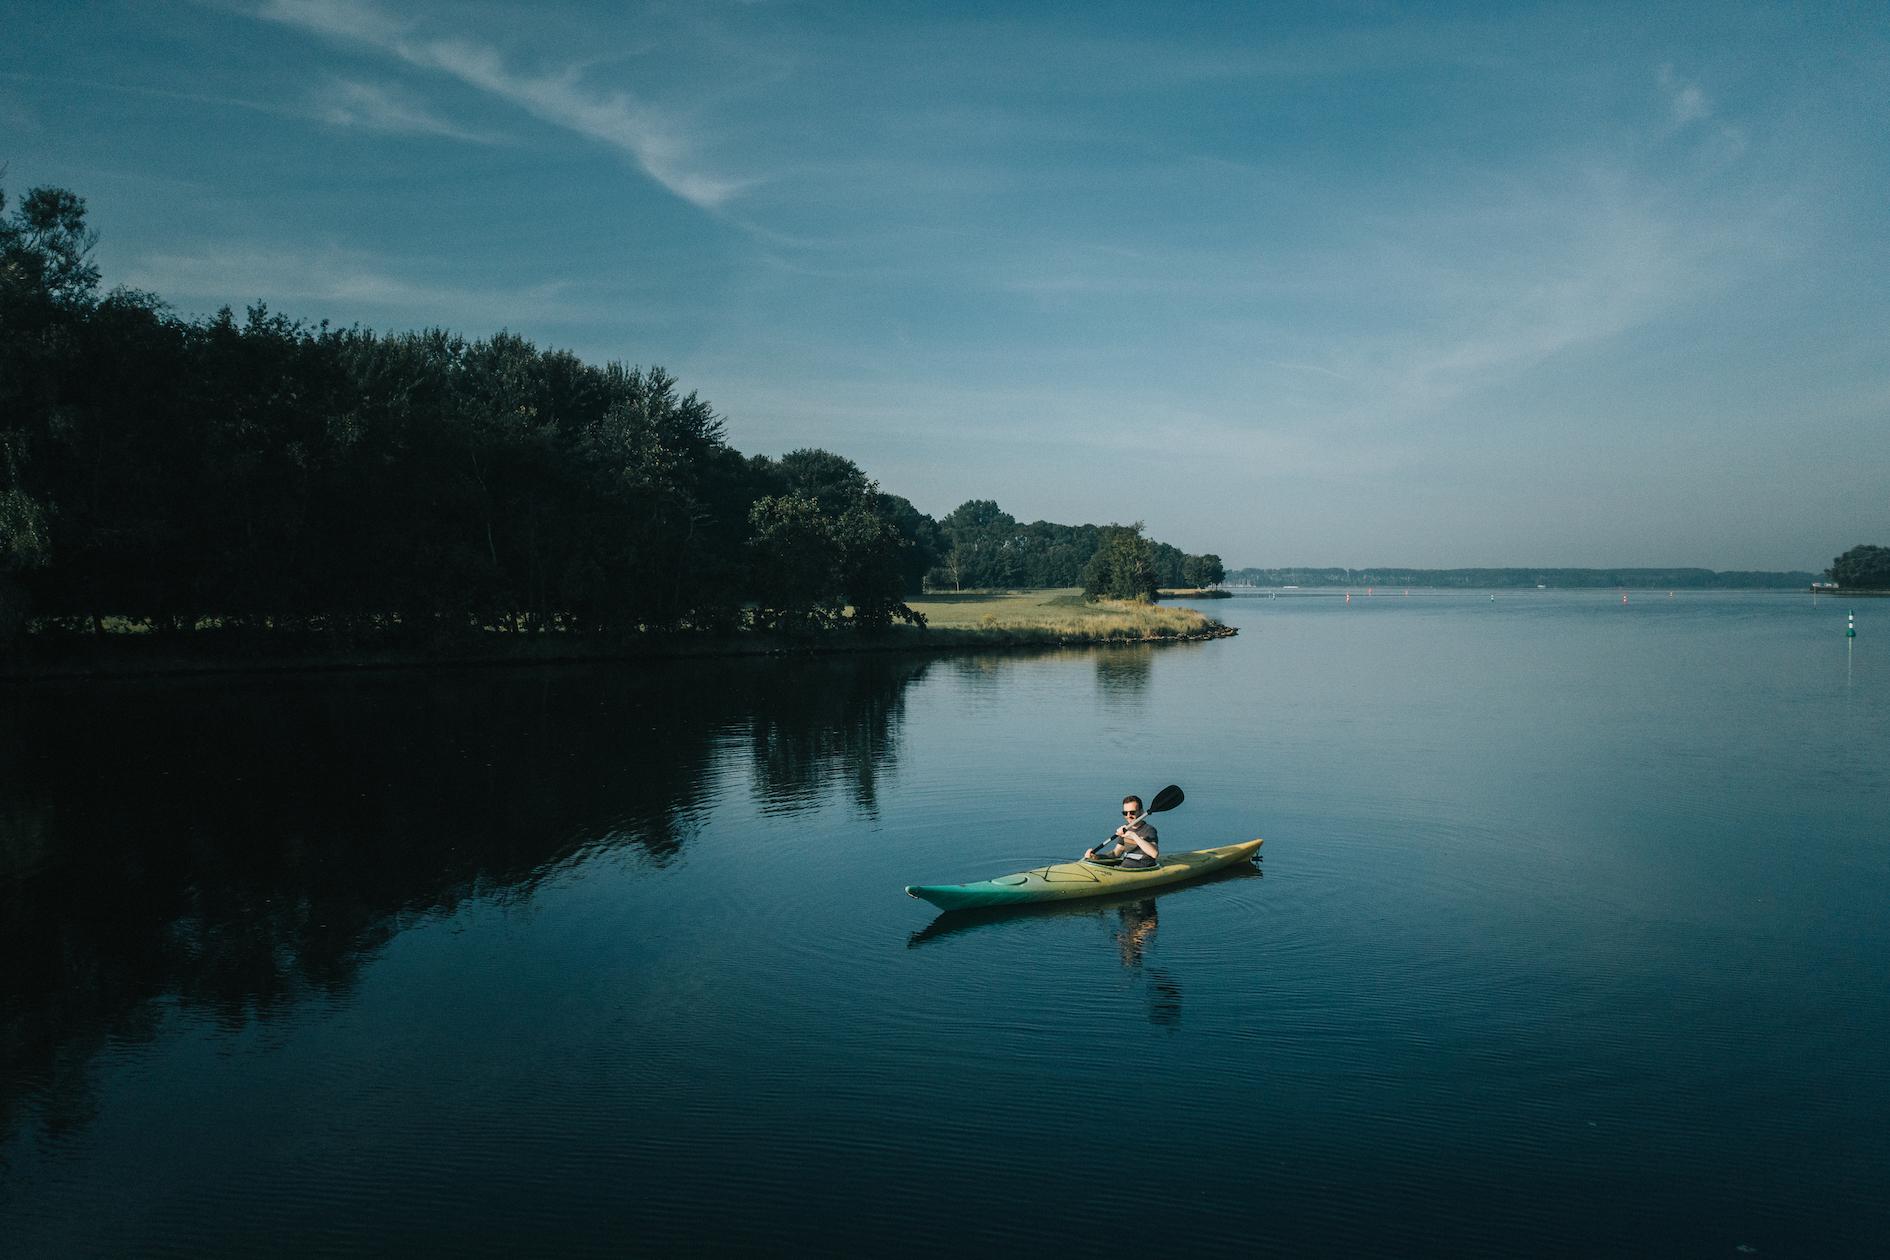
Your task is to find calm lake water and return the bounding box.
[3,591,1886,1256]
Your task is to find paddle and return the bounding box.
[1086,784,1184,859]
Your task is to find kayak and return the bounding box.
[906,839,1263,912]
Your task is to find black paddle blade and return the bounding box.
[1148,784,1184,814]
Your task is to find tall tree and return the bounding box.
[747,492,843,631]
[0,183,105,637]
[0,185,100,307]
[776,448,870,515]
[1830,545,1890,589]
[834,486,926,631]
[1082,522,1159,601]
[936,499,1021,588]
[1181,553,1225,587]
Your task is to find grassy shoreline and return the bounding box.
[906,589,1229,635]
[3,591,1233,682]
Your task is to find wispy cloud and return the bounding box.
[0,68,288,120]
[1659,64,1712,125]
[3,66,502,149]
[1658,64,1749,159]
[413,38,749,208]
[1322,201,1719,428]
[256,0,406,45]
[257,0,747,209]
[319,78,505,144]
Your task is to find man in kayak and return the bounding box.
[1085,796,1160,869]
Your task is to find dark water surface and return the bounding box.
[4,592,1886,1255]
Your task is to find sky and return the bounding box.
[2,0,1885,570]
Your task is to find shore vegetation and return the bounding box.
[928,501,1221,592]
[1,182,1231,671]
[903,590,1231,644]
[1827,545,1890,591]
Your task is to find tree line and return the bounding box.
[929,499,1222,595]
[0,183,1222,645]
[1827,546,1890,590]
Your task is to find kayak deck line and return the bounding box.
[905,839,1263,912]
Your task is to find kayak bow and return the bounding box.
[905,839,1263,912]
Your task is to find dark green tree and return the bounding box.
[0,185,100,307]
[776,448,870,515]
[747,493,843,631]
[873,492,942,595]
[834,486,927,631]
[1830,545,1890,589]
[0,439,46,638]
[1151,540,1187,587]
[934,499,1022,588]
[924,501,1210,592]
[1082,522,1158,601]
[0,183,105,638]
[1181,553,1225,587]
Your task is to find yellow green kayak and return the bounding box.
[906,839,1263,912]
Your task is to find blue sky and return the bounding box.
[4,1,1885,569]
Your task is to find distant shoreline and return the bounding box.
[1218,585,1849,595]
[1222,566,1817,590]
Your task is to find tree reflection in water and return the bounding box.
[1093,646,1154,701]
[0,653,931,1150]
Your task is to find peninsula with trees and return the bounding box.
[0,183,1229,678]
[1825,545,1890,593]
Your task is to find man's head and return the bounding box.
[1122,795,1143,819]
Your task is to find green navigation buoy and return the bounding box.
[1848,612,1856,639]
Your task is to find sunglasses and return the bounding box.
[1122,809,1140,816]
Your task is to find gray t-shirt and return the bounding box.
[1119,818,1158,850]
